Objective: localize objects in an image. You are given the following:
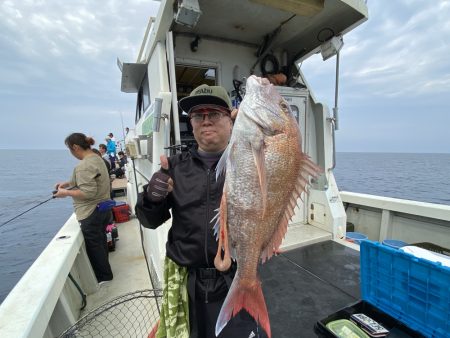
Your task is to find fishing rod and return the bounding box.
[0,173,103,229]
[0,186,76,229]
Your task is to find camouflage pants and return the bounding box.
[156,256,190,338]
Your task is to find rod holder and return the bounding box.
[152,98,163,132]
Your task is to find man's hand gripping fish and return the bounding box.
[213,75,322,337]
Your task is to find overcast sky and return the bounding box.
[0,1,449,153]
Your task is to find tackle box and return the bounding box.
[315,241,450,338]
[112,202,130,223]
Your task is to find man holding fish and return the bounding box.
[136,76,320,338]
[136,83,265,338]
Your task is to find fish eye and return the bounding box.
[280,101,289,112]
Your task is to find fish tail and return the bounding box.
[215,276,271,338]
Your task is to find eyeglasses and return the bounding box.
[189,105,230,123]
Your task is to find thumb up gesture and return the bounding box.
[146,155,174,202]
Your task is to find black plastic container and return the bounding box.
[314,300,424,338]
[315,241,450,338]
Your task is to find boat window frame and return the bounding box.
[135,72,151,123]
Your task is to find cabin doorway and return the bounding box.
[175,64,217,101]
[175,64,218,149]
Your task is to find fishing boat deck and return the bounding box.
[81,214,151,315]
[77,185,350,337]
[260,240,360,337]
[281,223,332,251]
[79,229,356,337]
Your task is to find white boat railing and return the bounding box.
[0,214,98,338]
[341,191,450,221]
[340,191,450,247]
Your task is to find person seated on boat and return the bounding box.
[135,85,267,338]
[54,133,113,284]
[92,148,111,173]
[118,151,128,166]
[92,147,115,199]
[98,143,111,171]
[111,151,127,179]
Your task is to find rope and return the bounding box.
[68,272,87,310]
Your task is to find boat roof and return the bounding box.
[173,0,368,62]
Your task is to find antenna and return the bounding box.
[120,111,126,150]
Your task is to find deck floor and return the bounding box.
[79,197,357,337]
[260,241,361,337]
[82,216,152,315]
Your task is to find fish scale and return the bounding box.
[214,75,322,338]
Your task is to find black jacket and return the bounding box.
[135,148,224,268]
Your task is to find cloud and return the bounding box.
[0,0,160,149]
[0,1,448,152]
[299,1,450,152]
[337,1,450,98]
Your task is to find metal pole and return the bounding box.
[330,51,340,170]
[333,51,340,130]
[120,112,126,151]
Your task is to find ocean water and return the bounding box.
[0,150,449,303]
[0,150,77,304]
[333,152,450,205]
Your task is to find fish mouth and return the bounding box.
[254,76,271,86]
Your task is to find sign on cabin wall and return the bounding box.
[142,114,154,136]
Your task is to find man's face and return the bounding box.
[99,147,106,154]
[190,105,232,153]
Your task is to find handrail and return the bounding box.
[340,191,450,222]
[0,214,93,338]
[137,17,156,63]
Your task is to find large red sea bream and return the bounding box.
[213,75,322,338]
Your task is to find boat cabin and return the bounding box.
[119,0,368,284]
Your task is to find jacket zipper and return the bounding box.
[205,168,211,303]
[205,168,211,267]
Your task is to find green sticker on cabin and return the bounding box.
[142,114,154,136]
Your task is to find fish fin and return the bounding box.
[300,154,323,178]
[216,142,231,180]
[230,246,237,261]
[215,276,271,338]
[211,207,220,240]
[214,191,231,272]
[260,154,322,263]
[260,215,289,263]
[251,141,268,215]
[147,320,159,338]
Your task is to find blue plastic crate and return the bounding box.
[360,241,450,338]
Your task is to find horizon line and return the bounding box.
[0,148,448,155]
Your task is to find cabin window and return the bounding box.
[142,75,151,111]
[135,73,150,123]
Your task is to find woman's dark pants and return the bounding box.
[79,209,113,282]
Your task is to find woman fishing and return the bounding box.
[54,133,113,283]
